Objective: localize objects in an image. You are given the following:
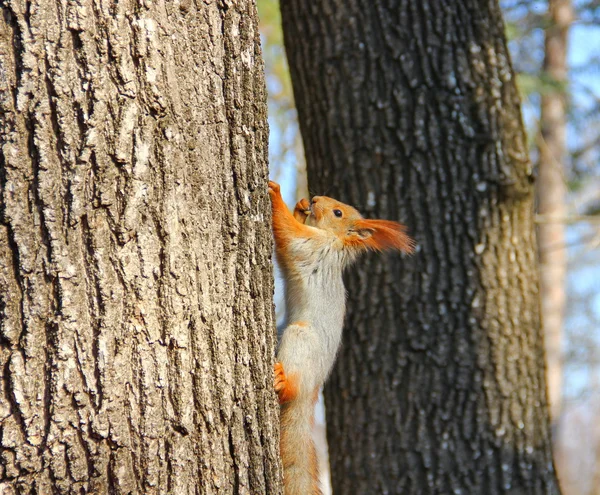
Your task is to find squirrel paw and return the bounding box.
[274,362,297,404]
[293,198,311,223]
[268,181,281,197]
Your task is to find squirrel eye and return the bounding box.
[333,209,343,218]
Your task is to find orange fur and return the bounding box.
[268,181,413,495]
[293,198,311,223]
[274,362,299,404]
[346,218,416,254]
[279,387,322,495]
[268,182,321,273]
[300,193,415,256]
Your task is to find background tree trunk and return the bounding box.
[281,0,560,493]
[537,0,572,424]
[0,1,281,493]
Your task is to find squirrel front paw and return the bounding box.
[268,181,281,197]
[293,198,311,223]
[274,362,298,404]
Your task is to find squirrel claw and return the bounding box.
[295,198,310,211]
[274,362,286,391]
[293,198,311,223]
[268,181,281,196]
[274,362,297,404]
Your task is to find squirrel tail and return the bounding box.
[280,392,322,495]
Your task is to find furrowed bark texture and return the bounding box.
[538,0,572,423]
[281,0,560,494]
[0,1,282,493]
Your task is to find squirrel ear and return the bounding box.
[351,219,415,253]
[355,227,374,240]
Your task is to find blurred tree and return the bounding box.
[281,0,560,494]
[503,0,600,181]
[502,2,600,493]
[537,0,573,424]
[258,0,307,199]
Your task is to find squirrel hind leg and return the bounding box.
[274,362,299,404]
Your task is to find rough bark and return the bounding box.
[0,1,281,493]
[537,0,572,423]
[281,0,560,493]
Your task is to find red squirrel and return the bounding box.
[267,181,414,494]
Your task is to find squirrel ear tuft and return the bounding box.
[350,219,415,254]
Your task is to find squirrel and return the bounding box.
[267,181,414,494]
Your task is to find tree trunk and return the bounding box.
[0,1,281,493]
[537,0,572,423]
[281,0,560,493]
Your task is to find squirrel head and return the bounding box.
[304,196,415,255]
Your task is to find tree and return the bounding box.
[281,0,561,493]
[502,1,600,492]
[0,1,281,493]
[537,0,573,424]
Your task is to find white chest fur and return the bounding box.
[277,238,349,393]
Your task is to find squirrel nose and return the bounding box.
[311,196,320,204]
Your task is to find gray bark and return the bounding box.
[281,0,561,493]
[0,1,281,493]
